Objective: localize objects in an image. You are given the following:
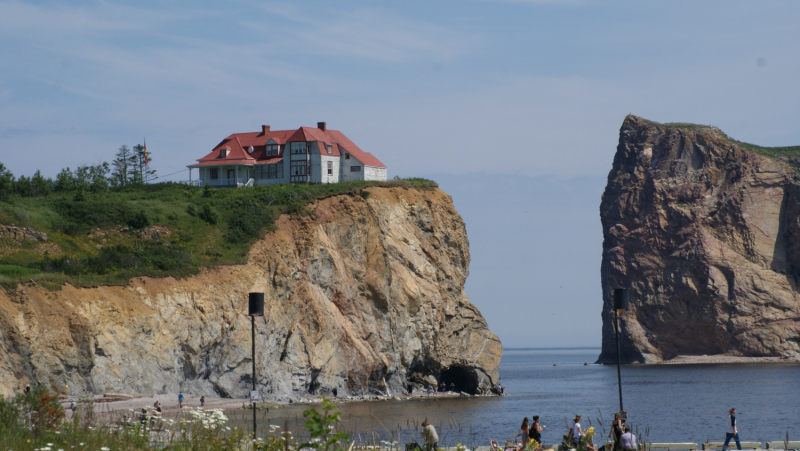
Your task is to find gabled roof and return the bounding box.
[189,125,386,169]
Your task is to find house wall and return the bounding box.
[339,152,364,182]
[320,155,340,184]
[364,166,387,181]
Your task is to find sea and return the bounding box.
[226,348,800,447]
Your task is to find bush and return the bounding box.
[226,200,273,243]
[127,211,150,229]
[198,204,218,225]
[359,190,370,199]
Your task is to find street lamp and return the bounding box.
[613,288,629,415]
[248,292,264,440]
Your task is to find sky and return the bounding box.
[1,0,799,348]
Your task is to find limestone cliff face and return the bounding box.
[598,116,800,363]
[0,187,502,398]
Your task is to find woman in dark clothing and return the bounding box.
[608,413,623,451]
[529,416,544,444]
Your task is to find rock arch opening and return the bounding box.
[439,365,479,394]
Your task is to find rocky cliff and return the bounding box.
[599,116,800,363]
[0,187,502,398]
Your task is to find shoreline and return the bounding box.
[656,355,800,365]
[59,391,497,417]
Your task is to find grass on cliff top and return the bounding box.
[641,117,800,160]
[0,178,436,290]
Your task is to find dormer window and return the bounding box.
[220,148,229,158]
[266,144,279,157]
[326,145,332,154]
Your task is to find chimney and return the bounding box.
[317,122,326,131]
[261,125,270,134]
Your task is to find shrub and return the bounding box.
[226,201,273,243]
[127,210,150,229]
[359,190,370,199]
[198,204,218,225]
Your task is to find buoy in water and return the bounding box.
[553,364,557,366]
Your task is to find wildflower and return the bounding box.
[101,447,110,451]
[48,444,54,447]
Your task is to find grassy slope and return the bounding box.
[641,118,800,159]
[0,179,436,290]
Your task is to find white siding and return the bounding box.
[320,155,340,184]
[339,151,364,182]
[364,166,387,181]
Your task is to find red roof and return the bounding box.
[189,125,385,169]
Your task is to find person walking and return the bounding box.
[620,426,637,451]
[178,392,184,408]
[609,413,624,451]
[520,417,530,451]
[530,416,545,445]
[200,395,205,407]
[722,408,742,451]
[572,415,583,448]
[421,420,439,451]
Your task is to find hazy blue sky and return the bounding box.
[1,0,798,347]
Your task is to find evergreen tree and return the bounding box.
[0,163,15,199]
[111,145,135,187]
[31,170,52,196]
[54,167,76,191]
[14,174,32,197]
[131,144,156,184]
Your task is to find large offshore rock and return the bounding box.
[598,115,800,363]
[0,187,502,397]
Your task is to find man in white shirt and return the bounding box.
[620,426,637,450]
[722,408,742,451]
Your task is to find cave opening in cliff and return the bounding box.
[439,365,479,394]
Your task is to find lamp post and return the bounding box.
[248,292,264,440]
[613,288,629,415]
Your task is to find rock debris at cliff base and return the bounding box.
[598,115,800,363]
[0,187,502,398]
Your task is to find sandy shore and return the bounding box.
[659,354,800,364]
[59,390,488,418]
[60,394,247,419]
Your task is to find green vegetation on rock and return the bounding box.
[0,167,436,290]
[640,117,800,159]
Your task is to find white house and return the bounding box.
[188,122,387,187]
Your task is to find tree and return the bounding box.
[30,170,52,197]
[131,144,156,184]
[0,163,14,199]
[111,145,136,187]
[14,175,32,197]
[54,167,77,191]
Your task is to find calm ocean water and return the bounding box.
[228,348,800,446]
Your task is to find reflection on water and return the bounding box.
[228,348,800,446]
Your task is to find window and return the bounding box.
[350,166,361,172]
[345,153,350,160]
[258,164,283,179]
[290,160,307,175]
[326,145,332,154]
[266,144,279,157]
[327,161,333,175]
[220,148,228,158]
[210,168,219,180]
[290,142,307,154]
